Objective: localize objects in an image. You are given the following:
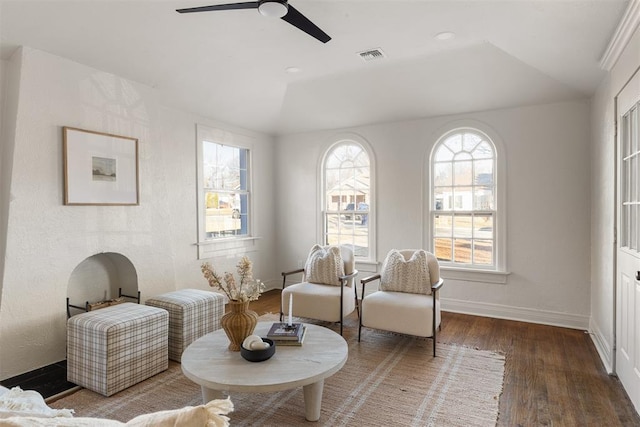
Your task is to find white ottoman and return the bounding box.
[67,302,169,396]
[145,289,226,362]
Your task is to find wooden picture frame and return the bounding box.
[63,127,139,205]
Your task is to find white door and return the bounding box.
[617,69,640,412]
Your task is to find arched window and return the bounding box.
[322,139,373,260]
[430,128,500,269]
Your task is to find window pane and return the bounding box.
[634,154,639,203]
[474,240,493,265]
[453,239,472,263]
[238,193,248,234]
[463,133,481,152]
[204,192,242,238]
[325,234,341,246]
[352,150,369,168]
[352,232,369,257]
[434,187,451,211]
[474,159,493,185]
[434,214,452,237]
[453,215,472,238]
[631,204,637,251]
[434,238,452,262]
[453,186,473,210]
[434,162,452,186]
[473,215,493,239]
[325,213,341,236]
[622,204,629,247]
[474,186,494,210]
[435,145,454,161]
[444,134,462,153]
[473,141,494,159]
[325,170,341,210]
[623,113,630,158]
[623,153,629,203]
[454,161,472,185]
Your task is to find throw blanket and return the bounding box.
[0,387,74,419]
[0,386,233,426]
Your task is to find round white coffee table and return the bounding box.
[181,321,348,422]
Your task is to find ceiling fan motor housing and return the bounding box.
[258,0,288,18]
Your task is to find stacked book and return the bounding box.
[266,322,307,346]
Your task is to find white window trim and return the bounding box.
[424,120,509,281]
[318,132,377,263]
[196,124,258,260]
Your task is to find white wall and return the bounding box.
[0,54,21,316]
[590,22,640,373]
[0,57,7,310]
[276,101,592,328]
[0,47,276,380]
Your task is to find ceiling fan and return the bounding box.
[176,0,331,43]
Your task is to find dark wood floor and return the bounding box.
[252,290,640,427]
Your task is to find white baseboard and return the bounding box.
[263,280,281,293]
[588,318,614,374]
[441,298,590,330]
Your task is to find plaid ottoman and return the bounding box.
[67,302,168,396]
[145,289,226,362]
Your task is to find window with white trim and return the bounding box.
[322,141,372,259]
[431,129,498,269]
[197,125,251,241]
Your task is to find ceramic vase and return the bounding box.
[221,300,258,351]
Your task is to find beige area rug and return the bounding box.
[50,314,504,426]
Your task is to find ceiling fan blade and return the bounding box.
[281,4,331,43]
[176,2,259,14]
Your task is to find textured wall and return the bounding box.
[0,47,276,379]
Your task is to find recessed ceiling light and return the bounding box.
[286,66,301,73]
[435,31,455,41]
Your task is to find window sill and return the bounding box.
[355,260,379,274]
[439,266,510,284]
[196,236,261,260]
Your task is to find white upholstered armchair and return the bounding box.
[281,245,359,335]
[358,249,444,356]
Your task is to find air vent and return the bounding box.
[358,48,386,62]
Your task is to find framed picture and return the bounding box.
[63,127,139,205]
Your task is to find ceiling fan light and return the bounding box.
[258,0,288,18]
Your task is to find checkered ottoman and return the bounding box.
[145,289,226,362]
[67,302,169,397]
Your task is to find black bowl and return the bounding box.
[240,338,276,362]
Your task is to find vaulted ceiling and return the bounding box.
[0,0,629,135]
